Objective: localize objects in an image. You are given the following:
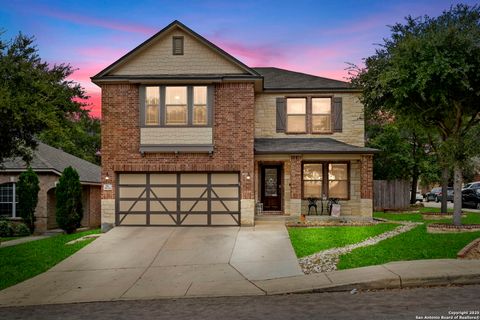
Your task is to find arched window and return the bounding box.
[0,183,17,217]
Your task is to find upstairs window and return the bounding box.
[145,87,160,125]
[165,87,187,125]
[143,86,211,127]
[193,86,208,125]
[312,98,331,133]
[286,98,306,133]
[172,36,184,55]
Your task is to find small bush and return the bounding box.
[56,166,83,234]
[12,223,31,236]
[17,167,40,233]
[0,220,13,237]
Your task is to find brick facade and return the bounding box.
[360,155,373,199]
[101,82,255,224]
[289,155,303,200]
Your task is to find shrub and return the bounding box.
[0,220,13,237]
[12,223,30,236]
[17,167,40,233]
[56,166,83,234]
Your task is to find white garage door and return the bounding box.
[116,172,240,226]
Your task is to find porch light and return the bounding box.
[105,174,110,181]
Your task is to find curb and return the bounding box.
[457,238,480,258]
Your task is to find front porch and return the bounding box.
[253,138,376,220]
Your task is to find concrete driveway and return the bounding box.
[0,222,302,306]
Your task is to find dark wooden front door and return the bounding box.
[261,165,282,211]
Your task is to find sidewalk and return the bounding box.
[253,259,480,294]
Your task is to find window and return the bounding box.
[145,87,160,125]
[172,36,184,55]
[193,86,207,125]
[165,87,187,125]
[312,98,331,133]
[0,183,17,217]
[303,164,323,198]
[286,97,332,134]
[328,163,348,199]
[302,162,349,199]
[143,86,211,127]
[286,98,306,133]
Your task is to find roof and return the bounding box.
[253,67,356,91]
[1,142,101,184]
[92,20,261,81]
[254,138,378,155]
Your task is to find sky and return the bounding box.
[1,0,476,118]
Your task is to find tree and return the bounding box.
[39,113,101,165]
[351,4,480,225]
[56,166,83,234]
[0,32,87,164]
[17,167,40,233]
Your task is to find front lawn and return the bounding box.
[288,223,398,258]
[0,229,100,291]
[337,224,480,270]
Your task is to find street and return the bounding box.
[423,201,480,213]
[1,285,479,320]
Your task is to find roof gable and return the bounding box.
[93,20,260,80]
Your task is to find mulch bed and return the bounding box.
[422,212,466,220]
[457,238,480,259]
[427,223,480,233]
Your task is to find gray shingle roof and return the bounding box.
[253,67,355,90]
[1,142,100,184]
[254,138,378,154]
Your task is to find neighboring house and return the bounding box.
[92,20,377,230]
[0,142,101,233]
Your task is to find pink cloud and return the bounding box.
[32,4,156,35]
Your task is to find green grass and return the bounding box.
[288,223,398,258]
[337,224,480,270]
[0,229,100,291]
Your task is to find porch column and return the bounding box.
[360,154,374,217]
[289,155,302,217]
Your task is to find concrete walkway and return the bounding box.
[1,223,479,307]
[0,235,51,248]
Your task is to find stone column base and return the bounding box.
[289,199,302,217]
[241,199,255,226]
[101,199,115,232]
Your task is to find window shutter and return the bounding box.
[139,85,146,126]
[332,97,343,132]
[276,97,286,133]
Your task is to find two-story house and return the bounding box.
[92,21,376,230]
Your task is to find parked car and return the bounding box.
[437,187,454,203]
[425,187,441,202]
[463,181,480,190]
[409,191,424,203]
[462,187,480,209]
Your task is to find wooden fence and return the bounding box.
[373,180,410,211]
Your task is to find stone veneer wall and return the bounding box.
[100,82,255,229]
[254,92,365,147]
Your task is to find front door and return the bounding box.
[261,165,282,211]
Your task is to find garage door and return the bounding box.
[116,173,240,226]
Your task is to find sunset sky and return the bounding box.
[1,0,475,118]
